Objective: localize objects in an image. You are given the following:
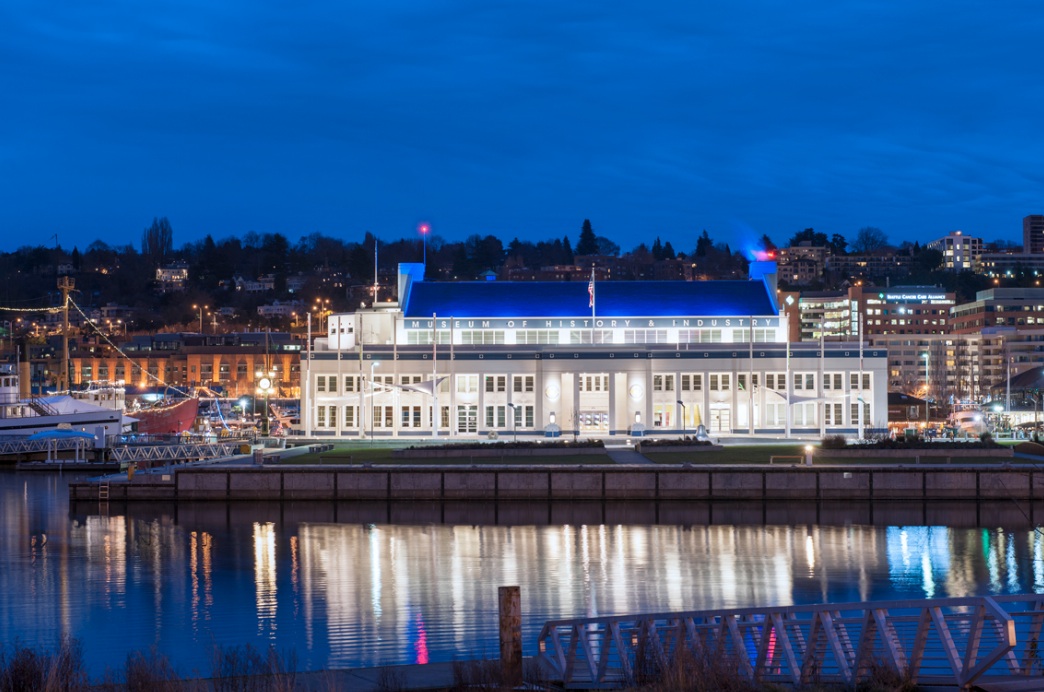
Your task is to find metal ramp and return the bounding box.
[537,594,1044,689]
[111,442,240,463]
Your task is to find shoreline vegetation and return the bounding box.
[0,638,914,691]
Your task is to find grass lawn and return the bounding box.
[643,444,1013,466]
[282,444,611,466]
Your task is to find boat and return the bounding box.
[130,397,200,435]
[69,381,201,435]
[0,365,127,437]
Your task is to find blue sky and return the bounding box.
[2,1,1043,254]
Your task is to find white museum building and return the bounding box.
[301,262,887,438]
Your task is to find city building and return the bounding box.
[780,285,955,342]
[1023,215,1044,254]
[301,262,888,438]
[950,288,1044,334]
[777,243,827,285]
[927,230,982,271]
[70,331,303,397]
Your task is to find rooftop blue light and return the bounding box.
[403,279,778,319]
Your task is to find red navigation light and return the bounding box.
[418,223,430,235]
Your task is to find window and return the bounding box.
[793,402,816,426]
[851,402,871,425]
[824,402,843,426]
[316,376,326,393]
[850,373,872,390]
[518,330,560,344]
[372,405,394,428]
[327,375,337,393]
[317,406,326,427]
[653,375,675,392]
[794,373,814,390]
[681,374,702,391]
[485,405,507,428]
[344,406,356,428]
[461,330,505,345]
[344,375,357,392]
[580,375,608,392]
[485,375,506,393]
[823,373,842,390]
[738,374,758,391]
[457,375,478,394]
[401,406,422,428]
[513,375,534,393]
[765,403,785,426]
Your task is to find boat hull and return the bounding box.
[133,398,200,435]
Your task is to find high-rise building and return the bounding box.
[1023,215,1044,254]
[926,230,982,270]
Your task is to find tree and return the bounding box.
[141,217,173,263]
[595,236,620,256]
[575,219,599,256]
[829,234,848,256]
[788,228,828,247]
[662,241,676,260]
[696,230,713,258]
[758,234,777,252]
[652,237,664,261]
[851,226,888,254]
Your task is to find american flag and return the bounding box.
[588,278,594,308]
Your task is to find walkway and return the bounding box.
[604,442,652,464]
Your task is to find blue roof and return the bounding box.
[403,280,777,318]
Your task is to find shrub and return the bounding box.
[820,435,848,450]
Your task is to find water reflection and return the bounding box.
[3,472,1044,678]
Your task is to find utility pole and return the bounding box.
[58,276,75,391]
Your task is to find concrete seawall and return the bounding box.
[70,463,1044,503]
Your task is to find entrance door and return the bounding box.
[579,411,609,433]
[711,408,731,433]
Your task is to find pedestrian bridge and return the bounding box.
[536,594,1044,689]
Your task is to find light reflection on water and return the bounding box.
[2,471,1044,677]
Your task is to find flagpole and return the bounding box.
[589,265,596,343]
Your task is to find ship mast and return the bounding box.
[58,276,75,391]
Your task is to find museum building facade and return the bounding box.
[302,262,887,438]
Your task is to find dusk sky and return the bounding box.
[3,1,1043,255]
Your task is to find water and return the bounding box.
[2,469,1043,678]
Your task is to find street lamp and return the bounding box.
[923,352,930,429]
[369,361,380,441]
[314,298,330,332]
[677,400,686,436]
[256,370,276,436]
[507,402,517,443]
[192,304,209,333]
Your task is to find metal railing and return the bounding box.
[0,437,90,457]
[536,594,1044,689]
[111,442,241,463]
